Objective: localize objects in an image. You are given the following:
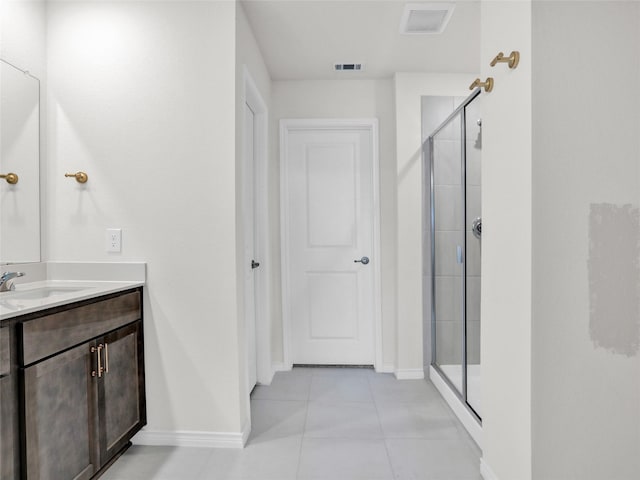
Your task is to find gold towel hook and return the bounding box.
[469,77,494,93]
[0,173,19,184]
[490,51,520,69]
[65,171,88,183]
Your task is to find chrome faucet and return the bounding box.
[0,271,25,292]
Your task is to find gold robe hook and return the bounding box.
[490,51,520,69]
[0,173,19,184]
[65,171,88,183]
[469,77,494,93]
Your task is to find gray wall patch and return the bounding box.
[588,203,640,357]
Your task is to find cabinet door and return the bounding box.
[23,341,99,480]
[99,321,146,464]
[1,324,18,480]
[1,375,18,480]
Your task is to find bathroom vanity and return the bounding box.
[0,284,146,480]
[1,50,147,480]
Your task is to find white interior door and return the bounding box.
[244,103,257,390]
[284,124,376,365]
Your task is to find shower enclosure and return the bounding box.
[423,90,482,421]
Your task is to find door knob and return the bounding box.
[354,256,370,265]
[251,260,260,269]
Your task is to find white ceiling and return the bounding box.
[241,0,481,80]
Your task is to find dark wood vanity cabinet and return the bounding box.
[1,374,19,480]
[1,288,146,480]
[1,324,19,480]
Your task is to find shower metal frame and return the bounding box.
[426,88,481,423]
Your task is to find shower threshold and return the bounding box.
[430,365,482,449]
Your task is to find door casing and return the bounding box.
[242,67,271,390]
[279,118,383,371]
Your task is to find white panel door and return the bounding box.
[285,126,375,365]
[244,103,257,390]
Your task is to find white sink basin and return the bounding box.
[1,286,87,300]
[0,278,143,321]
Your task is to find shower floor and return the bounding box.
[438,364,482,416]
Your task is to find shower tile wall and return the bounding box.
[422,97,453,371]
[434,125,463,370]
[422,96,461,370]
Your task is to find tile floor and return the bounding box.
[101,367,482,480]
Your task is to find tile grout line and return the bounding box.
[369,374,399,480]
[251,397,312,404]
[293,371,314,479]
[192,447,217,480]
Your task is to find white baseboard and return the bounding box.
[133,427,248,449]
[271,362,290,373]
[258,368,275,386]
[430,366,482,448]
[480,458,499,480]
[394,368,425,380]
[241,421,251,446]
[376,363,395,374]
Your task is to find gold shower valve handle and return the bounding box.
[0,173,19,184]
[490,51,520,69]
[469,77,494,93]
[65,171,88,183]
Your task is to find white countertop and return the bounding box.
[0,280,144,321]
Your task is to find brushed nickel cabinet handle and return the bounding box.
[90,345,98,377]
[104,342,109,374]
[97,344,104,378]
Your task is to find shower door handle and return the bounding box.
[456,246,464,264]
[472,217,482,239]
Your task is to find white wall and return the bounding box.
[481,2,640,479]
[270,78,397,370]
[46,1,246,440]
[479,2,533,479]
[531,2,640,479]
[394,73,475,378]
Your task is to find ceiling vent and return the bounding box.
[334,63,363,71]
[399,3,455,35]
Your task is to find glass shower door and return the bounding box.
[427,89,482,421]
[431,111,465,395]
[464,101,482,417]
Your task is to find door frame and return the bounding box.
[242,67,271,387]
[279,118,383,371]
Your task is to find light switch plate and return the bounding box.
[106,228,122,253]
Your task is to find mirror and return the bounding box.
[0,59,40,264]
